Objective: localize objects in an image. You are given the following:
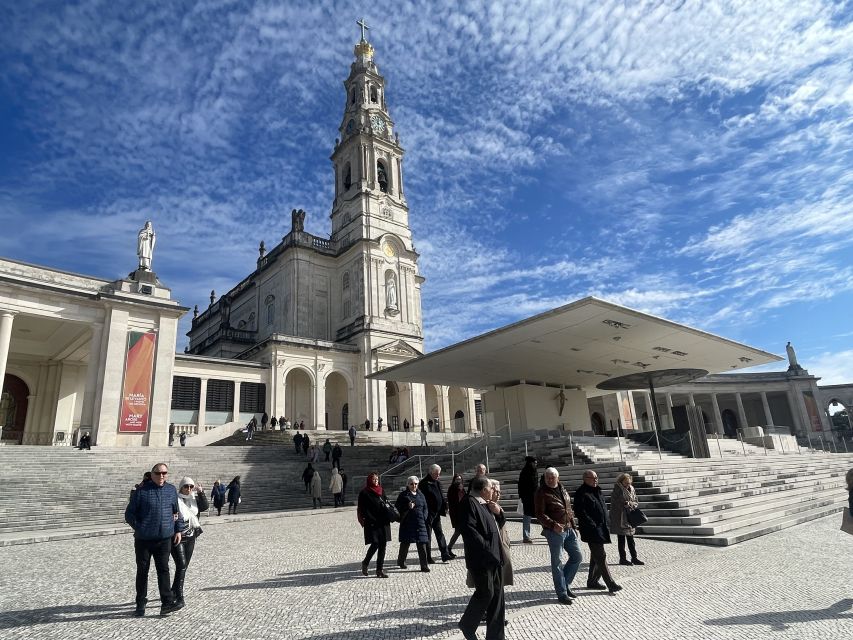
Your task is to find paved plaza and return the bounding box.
[1,509,851,640]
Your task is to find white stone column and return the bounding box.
[643,392,654,431]
[711,393,724,435]
[197,378,208,432]
[785,390,804,434]
[0,312,15,400]
[466,389,477,433]
[439,386,451,432]
[78,322,104,435]
[735,393,748,429]
[233,381,242,425]
[314,373,326,430]
[760,392,774,427]
[688,393,696,407]
[665,393,675,430]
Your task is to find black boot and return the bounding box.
[171,575,186,609]
[133,599,147,617]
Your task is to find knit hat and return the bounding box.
[178,476,195,489]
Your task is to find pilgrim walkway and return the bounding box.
[0,509,850,640]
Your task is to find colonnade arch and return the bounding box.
[325,371,349,431]
[284,367,313,426]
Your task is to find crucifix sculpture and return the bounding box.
[357,18,369,41]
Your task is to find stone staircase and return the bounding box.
[0,443,401,535]
[486,433,853,546]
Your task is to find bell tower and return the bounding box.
[330,21,422,342]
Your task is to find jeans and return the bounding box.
[542,528,583,598]
[522,515,532,540]
[134,537,173,607]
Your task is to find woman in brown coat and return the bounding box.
[609,472,644,566]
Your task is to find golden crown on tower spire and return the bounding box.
[354,18,374,59]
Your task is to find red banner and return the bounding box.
[119,330,157,433]
[802,391,823,432]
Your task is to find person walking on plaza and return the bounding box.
[124,462,184,617]
[358,472,392,578]
[323,438,332,462]
[310,443,322,464]
[293,430,303,454]
[609,472,645,566]
[420,422,428,446]
[302,432,310,456]
[171,477,208,609]
[246,418,255,441]
[179,431,187,447]
[574,470,622,593]
[535,467,583,604]
[302,463,315,493]
[332,442,343,469]
[330,467,344,507]
[446,473,466,555]
[349,424,357,446]
[517,456,538,544]
[261,411,269,431]
[270,415,277,430]
[467,464,487,493]
[168,423,175,447]
[310,468,323,508]
[421,464,452,562]
[458,475,505,640]
[226,476,241,515]
[395,476,431,572]
[489,480,513,587]
[211,479,226,516]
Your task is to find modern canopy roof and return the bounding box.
[368,297,782,393]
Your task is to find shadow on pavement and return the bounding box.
[0,603,130,629]
[201,561,368,591]
[704,598,853,631]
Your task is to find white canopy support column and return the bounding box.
[735,393,748,430]
[197,378,208,433]
[761,391,774,427]
[0,312,15,402]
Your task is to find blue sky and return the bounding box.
[1,1,852,383]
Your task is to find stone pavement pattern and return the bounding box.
[1,511,851,640]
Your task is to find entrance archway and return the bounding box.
[285,368,313,427]
[721,408,738,437]
[385,381,400,430]
[449,387,468,432]
[325,372,349,430]
[591,412,605,434]
[425,385,440,428]
[0,374,29,445]
[453,409,465,433]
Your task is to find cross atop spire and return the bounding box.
[357,18,369,42]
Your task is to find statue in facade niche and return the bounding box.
[385,272,398,311]
[136,220,156,271]
[291,208,306,232]
[786,341,802,372]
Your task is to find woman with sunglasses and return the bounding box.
[172,477,209,608]
[395,475,431,572]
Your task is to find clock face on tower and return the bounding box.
[370,114,386,133]
[383,242,397,258]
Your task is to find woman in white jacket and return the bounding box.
[330,467,344,507]
[172,477,209,608]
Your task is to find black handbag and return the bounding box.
[383,497,400,523]
[626,507,648,527]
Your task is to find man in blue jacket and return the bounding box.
[125,462,184,617]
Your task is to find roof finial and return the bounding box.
[357,17,370,42]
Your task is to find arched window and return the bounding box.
[370,86,378,103]
[377,160,388,193]
[350,89,355,105]
[343,163,352,190]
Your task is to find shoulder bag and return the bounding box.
[626,506,648,527]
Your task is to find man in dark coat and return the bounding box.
[517,456,538,543]
[301,433,310,456]
[348,424,357,446]
[331,443,343,469]
[421,464,453,562]
[293,431,303,454]
[124,462,184,617]
[458,475,505,640]
[302,463,315,493]
[573,470,622,593]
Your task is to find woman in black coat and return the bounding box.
[446,473,465,554]
[395,475,430,572]
[226,476,241,515]
[517,456,538,543]
[357,472,392,578]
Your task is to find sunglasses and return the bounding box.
[153,471,168,475]
[183,484,195,489]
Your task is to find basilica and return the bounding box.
[182,34,479,434]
